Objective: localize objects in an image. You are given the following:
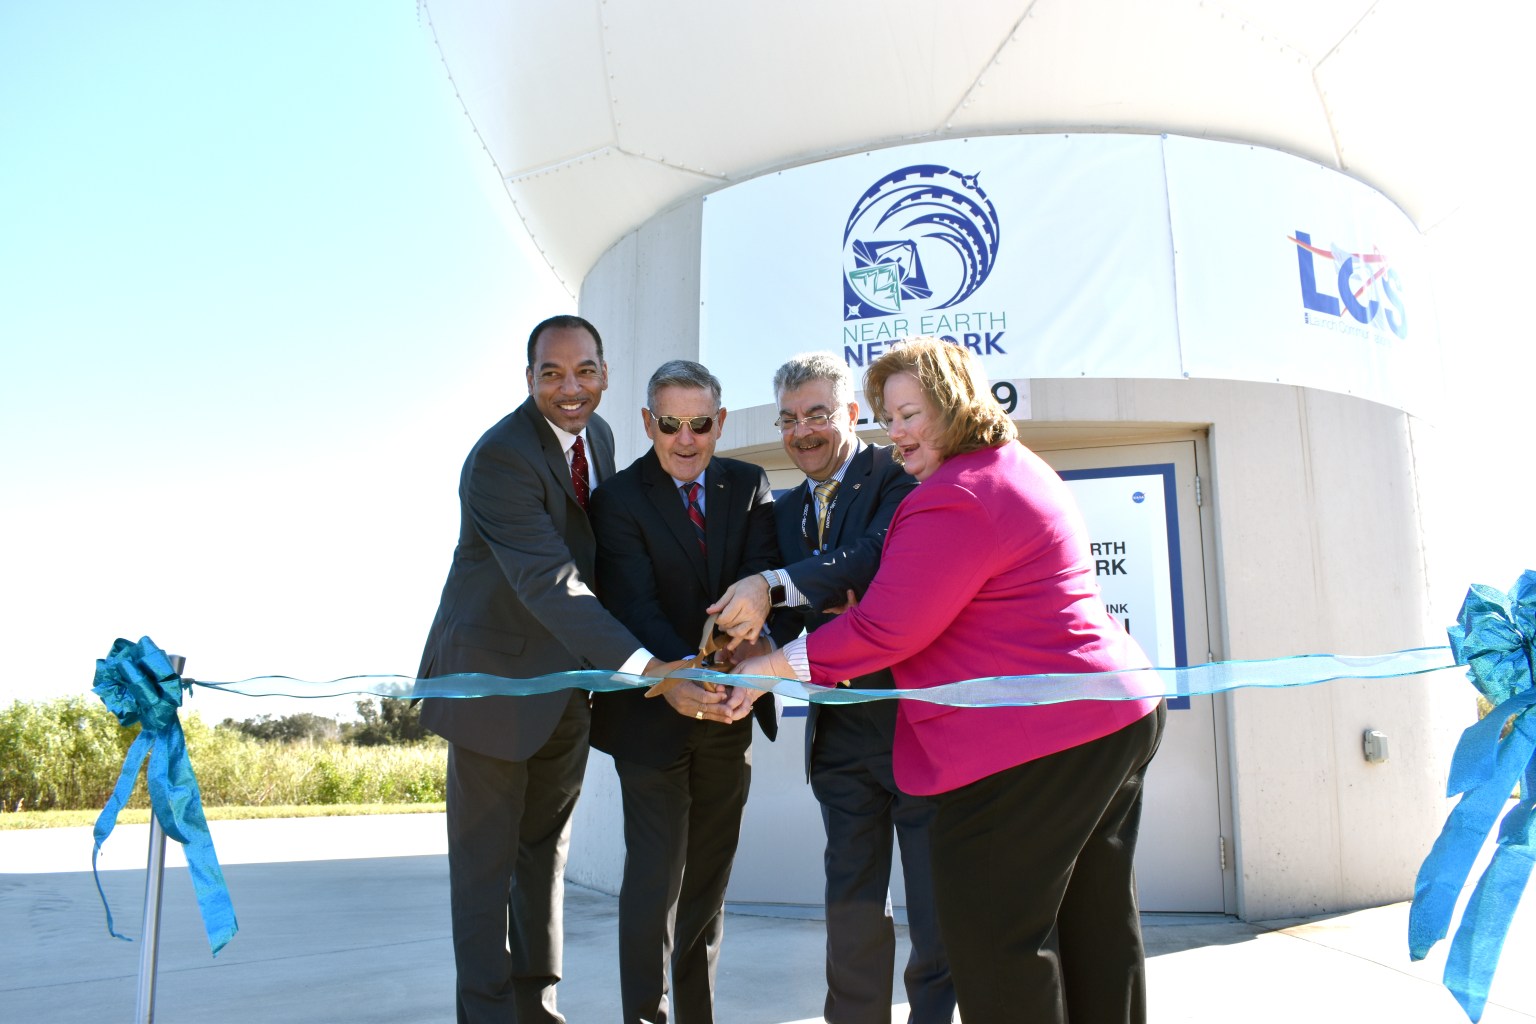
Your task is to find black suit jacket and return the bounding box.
[416,396,642,762]
[589,450,780,768]
[766,442,917,776]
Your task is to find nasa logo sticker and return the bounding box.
[843,164,1001,321]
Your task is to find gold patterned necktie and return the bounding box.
[813,478,839,549]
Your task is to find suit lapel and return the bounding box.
[705,464,730,594]
[643,453,709,589]
[821,443,872,550]
[521,399,583,512]
[587,419,617,481]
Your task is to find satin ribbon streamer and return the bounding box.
[1410,571,1536,1022]
[195,646,1457,705]
[91,638,238,955]
[87,633,1473,968]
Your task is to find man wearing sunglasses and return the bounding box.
[708,352,954,1024]
[589,358,780,1024]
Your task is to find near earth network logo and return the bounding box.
[843,164,1001,321]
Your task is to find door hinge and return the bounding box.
[1194,474,1203,507]
[1219,835,1228,871]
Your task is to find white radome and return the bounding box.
[417,0,1524,294]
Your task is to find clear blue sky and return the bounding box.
[0,2,566,721]
[2,3,1530,724]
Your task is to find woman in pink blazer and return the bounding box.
[734,337,1164,1023]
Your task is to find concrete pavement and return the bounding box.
[3,814,1533,1023]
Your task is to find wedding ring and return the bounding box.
[695,709,704,720]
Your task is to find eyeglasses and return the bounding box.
[652,413,716,435]
[773,412,833,433]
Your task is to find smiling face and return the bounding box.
[526,325,608,434]
[776,378,858,483]
[644,384,725,484]
[881,371,945,482]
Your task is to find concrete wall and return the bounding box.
[1028,377,1468,920]
[579,200,704,465]
[567,202,1470,921]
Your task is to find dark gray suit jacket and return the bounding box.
[417,396,642,762]
[588,449,780,768]
[766,442,916,776]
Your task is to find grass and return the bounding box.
[0,802,446,830]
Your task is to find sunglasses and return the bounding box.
[651,413,716,435]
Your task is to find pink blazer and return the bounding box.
[805,441,1159,795]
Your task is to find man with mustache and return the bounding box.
[710,352,954,1024]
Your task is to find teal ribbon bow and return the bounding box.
[91,637,238,956]
[1409,571,1536,1021]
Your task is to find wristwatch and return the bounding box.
[759,569,787,606]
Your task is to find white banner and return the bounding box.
[699,134,1439,417]
[701,135,1180,411]
[1163,136,1439,415]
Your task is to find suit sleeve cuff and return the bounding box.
[619,648,654,676]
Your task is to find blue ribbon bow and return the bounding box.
[1409,571,1536,1021]
[91,637,238,955]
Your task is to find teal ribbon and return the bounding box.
[89,634,1467,965]
[1409,571,1536,1022]
[91,637,238,956]
[194,646,1457,704]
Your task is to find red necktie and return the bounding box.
[570,436,591,512]
[683,482,706,553]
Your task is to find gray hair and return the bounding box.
[647,359,723,409]
[772,352,854,407]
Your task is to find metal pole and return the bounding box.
[134,653,183,1024]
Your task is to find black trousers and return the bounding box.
[445,691,590,1024]
[811,702,954,1024]
[929,703,1166,1024]
[613,721,753,1024]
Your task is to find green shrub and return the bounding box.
[0,697,135,811]
[0,698,447,812]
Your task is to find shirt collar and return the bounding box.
[808,440,861,489]
[670,469,706,491]
[544,420,586,456]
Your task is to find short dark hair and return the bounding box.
[526,315,604,368]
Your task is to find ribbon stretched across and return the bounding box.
[85,636,1467,967]
[1409,571,1536,1022]
[91,638,238,956]
[194,646,1457,704]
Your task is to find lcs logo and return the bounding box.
[1290,231,1408,339]
[844,165,1000,320]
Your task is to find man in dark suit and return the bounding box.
[710,352,955,1024]
[417,315,684,1024]
[588,359,779,1024]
